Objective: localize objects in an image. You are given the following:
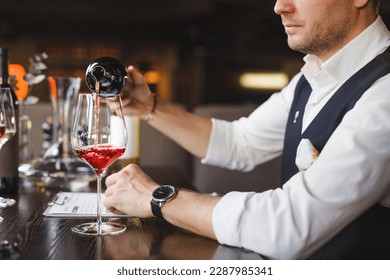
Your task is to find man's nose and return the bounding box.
[274,0,295,15]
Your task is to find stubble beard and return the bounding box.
[287,14,351,57]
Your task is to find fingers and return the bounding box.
[127,65,148,88]
[103,183,126,211]
[127,66,136,88]
[105,206,121,215]
[103,195,122,214]
[105,164,142,192]
[103,164,158,218]
[119,65,152,114]
[105,172,118,188]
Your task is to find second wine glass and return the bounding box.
[71,93,128,235]
[0,88,17,223]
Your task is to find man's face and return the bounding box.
[274,0,354,58]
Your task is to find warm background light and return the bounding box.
[47,76,57,98]
[9,64,29,100]
[239,72,289,90]
[144,70,162,84]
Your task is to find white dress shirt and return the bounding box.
[206,17,390,259]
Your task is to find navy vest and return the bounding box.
[281,47,390,259]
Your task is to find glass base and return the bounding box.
[71,222,126,236]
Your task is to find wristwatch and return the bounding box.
[150,185,178,221]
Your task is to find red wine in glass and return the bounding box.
[73,144,125,175]
[0,125,5,138]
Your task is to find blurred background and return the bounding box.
[1,0,390,107]
[2,0,390,190]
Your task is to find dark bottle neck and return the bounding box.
[0,48,10,86]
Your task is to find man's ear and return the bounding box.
[354,0,369,9]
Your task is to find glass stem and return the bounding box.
[96,174,103,234]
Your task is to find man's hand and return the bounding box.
[120,66,156,118]
[104,164,159,218]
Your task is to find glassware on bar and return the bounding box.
[18,77,95,189]
[70,93,127,235]
[0,88,17,222]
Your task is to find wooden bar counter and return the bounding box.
[0,167,262,260]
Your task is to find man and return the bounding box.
[104,0,390,259]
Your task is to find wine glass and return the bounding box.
[0,88,17,223]
[70,93,128,235]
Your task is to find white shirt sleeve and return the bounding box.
[202,74,301,171]
[212,75,390,259]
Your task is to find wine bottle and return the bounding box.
[0,48,19,194]
[85,56,127,97]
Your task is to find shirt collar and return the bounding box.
[301,16,390,101]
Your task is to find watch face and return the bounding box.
[153,185,175,202]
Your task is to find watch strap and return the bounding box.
[150,200,164,221]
